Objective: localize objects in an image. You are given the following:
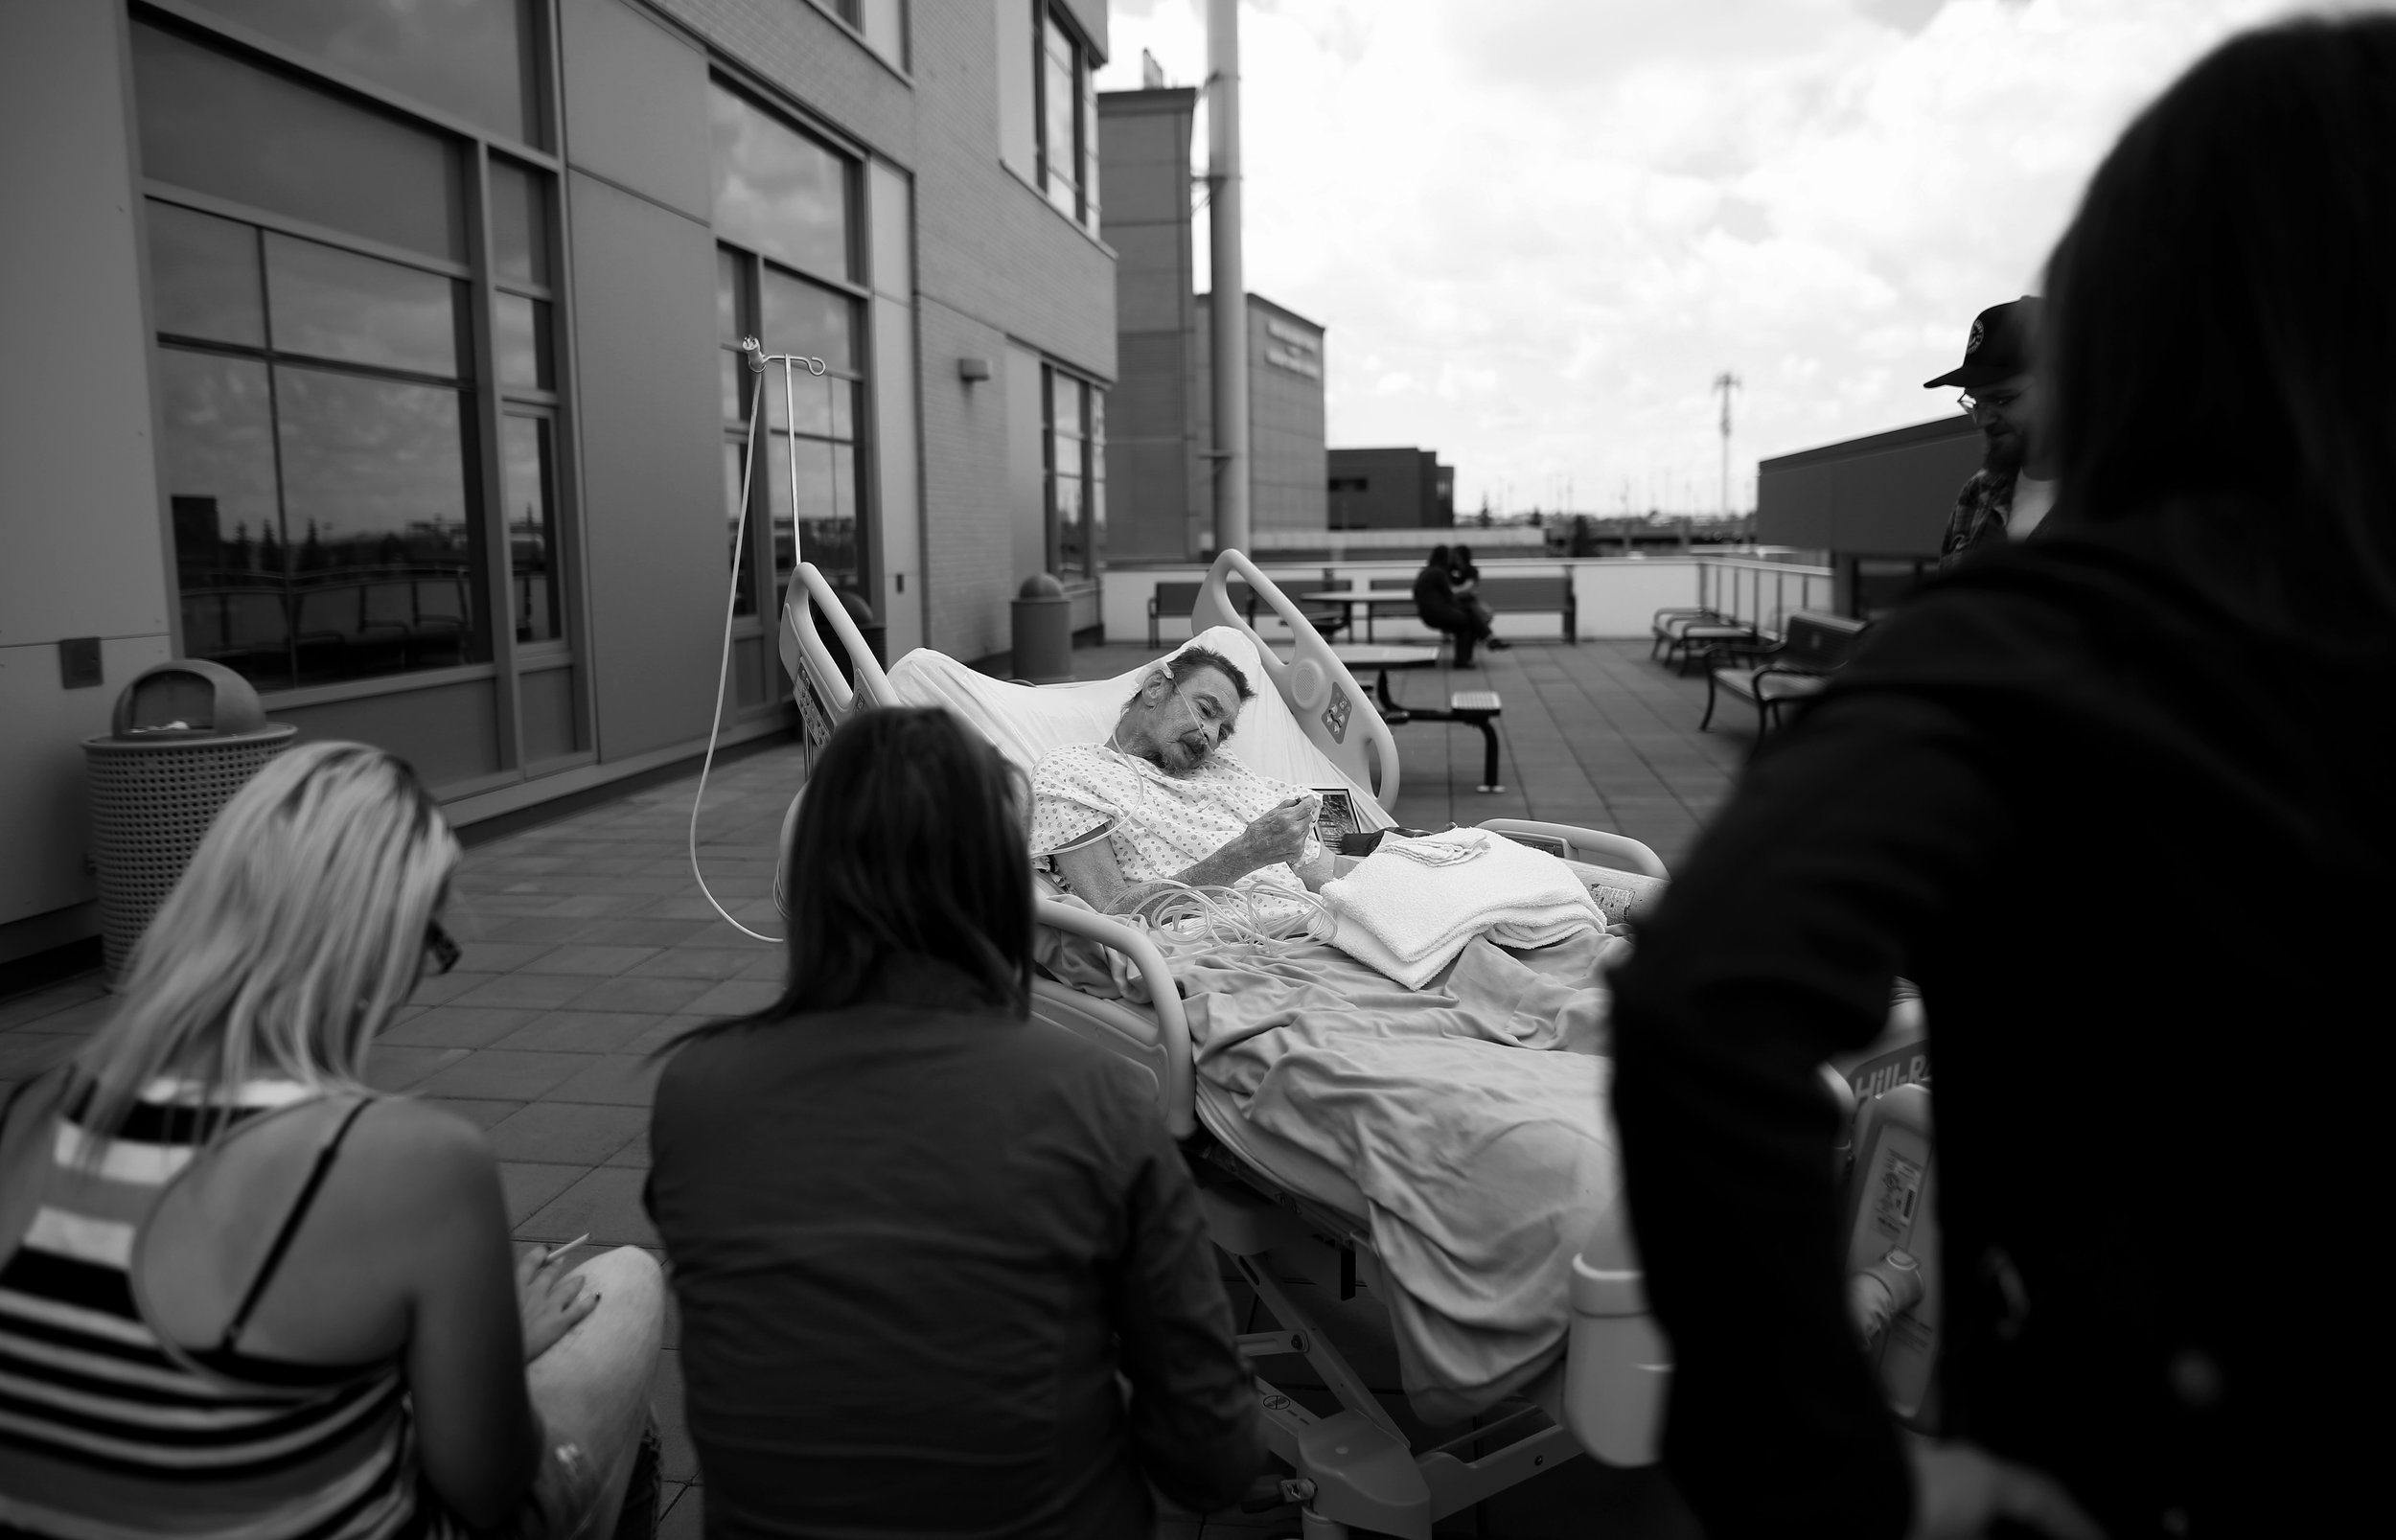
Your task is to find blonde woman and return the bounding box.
[0,741,663,1540]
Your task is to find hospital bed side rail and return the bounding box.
[1031,896,1198,1139]
[1195,549,1405,810]
[779,562,890,733]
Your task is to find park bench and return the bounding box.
[1148,579,1344,648]
[1651,607,1760,674]
[1699,610,1870,736]
[1469,574,1578,643]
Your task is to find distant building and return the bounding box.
[1196,291,1327,544]
[1756,415,1982,618]
[1326,448,1456,530]
[1097,87,1326,557]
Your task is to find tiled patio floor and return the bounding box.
[0,638,1741,1539]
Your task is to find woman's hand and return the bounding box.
[516,1240,599,1364]
[1907,1437,2106,1540]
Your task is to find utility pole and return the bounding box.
[1206,0,1249,556]
[1713,371,1741,518]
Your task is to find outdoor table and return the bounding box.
[1302,585,1415,642]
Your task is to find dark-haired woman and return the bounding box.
[645,708,1263,1537]
[1447,543,1508,651]
[1610,15,2394,1540]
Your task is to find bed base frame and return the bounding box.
[776,554,1674,1535]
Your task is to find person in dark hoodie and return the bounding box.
[646,708,1264,1538]
[1414,543,1493,665]
[1609,15,2394,1540]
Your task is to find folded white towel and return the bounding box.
[1320,830,1602,988]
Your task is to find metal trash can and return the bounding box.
[83,660,295,983]
[1010,573,1073,684]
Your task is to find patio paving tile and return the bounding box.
[380,1006,544,1048]
[449,972,605,1010]
[546,1054,666,1107]
[492,1010,664,1055]
[566,974,727,1015]
[518,945,663,977]
[414,1048,597,1101]
[498,1161,585,1224]
[518,1166,657,1247]
[485,1101,648,1164]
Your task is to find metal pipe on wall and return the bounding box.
[1207,0,1250,555]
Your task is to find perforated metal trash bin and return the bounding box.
[83,661,295,983]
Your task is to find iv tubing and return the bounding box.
[688,338,827,945]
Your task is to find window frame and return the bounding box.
[132,0,590,781]
[1043,362,1104,582]
[1030,1,1098,231]
[707,77,874,712]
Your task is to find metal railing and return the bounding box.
[1694,556,1835,640]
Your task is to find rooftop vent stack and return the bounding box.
[1207,0,1250,556]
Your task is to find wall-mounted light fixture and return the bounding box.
[957,356,993,382]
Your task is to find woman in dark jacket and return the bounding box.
[647,709,1263,1538]
[1610,16,2394,1540]
[1414,543,1492,664]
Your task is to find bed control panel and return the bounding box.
[1841,1081,1943,1431]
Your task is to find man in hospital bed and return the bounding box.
[1014,645,1627,1424]
[1028,644,1330,926]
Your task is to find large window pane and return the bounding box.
[132,21,464,262]
[759,268,854,372]
[265,233,462,377]
[768,375,856,441]
[148,202,265,347]
[708,84,851,280]
[1041,16,1078,216]
[1089,390,1106,569]
[490,158,550,283]
[494,293,552,389]
[187,0,539,146]
[274,365,479,680]
[502,415,560,642]
[160,350,290,686]
[768,435,860,592]
[724,441,755,616]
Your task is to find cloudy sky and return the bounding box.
[1094,0,2300,517]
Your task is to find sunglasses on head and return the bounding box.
[424,919,461,975]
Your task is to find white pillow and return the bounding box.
[883,627,1391,825]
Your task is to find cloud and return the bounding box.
[1098,0,2292,514]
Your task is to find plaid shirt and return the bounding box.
[1939,468,2016,569]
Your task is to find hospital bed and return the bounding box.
[774,552,1677,1537]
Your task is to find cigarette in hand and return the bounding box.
[542,1233,591,1271]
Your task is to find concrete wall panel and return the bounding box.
[561,0,714,219]
[566,172,726,759]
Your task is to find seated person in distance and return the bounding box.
[1032,646,1330,923]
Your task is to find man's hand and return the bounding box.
[1233,796,1317,873]
[1907,1437,2106,1540]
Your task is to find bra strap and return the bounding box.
[219,1095,376,1353]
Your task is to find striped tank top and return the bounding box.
[0,1075,423,1540]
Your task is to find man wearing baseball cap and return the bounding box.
[1924,296,2059,566]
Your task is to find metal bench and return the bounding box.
[1700,610,1870,736]
[1651,607,1759,674]
[1148,579,1341,648]
[1471,574,1578,643]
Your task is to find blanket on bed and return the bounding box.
[1172,930,1631,1423]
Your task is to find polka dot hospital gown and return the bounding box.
[1029,742,1325,921]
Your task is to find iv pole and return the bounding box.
[688,335,832,944]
